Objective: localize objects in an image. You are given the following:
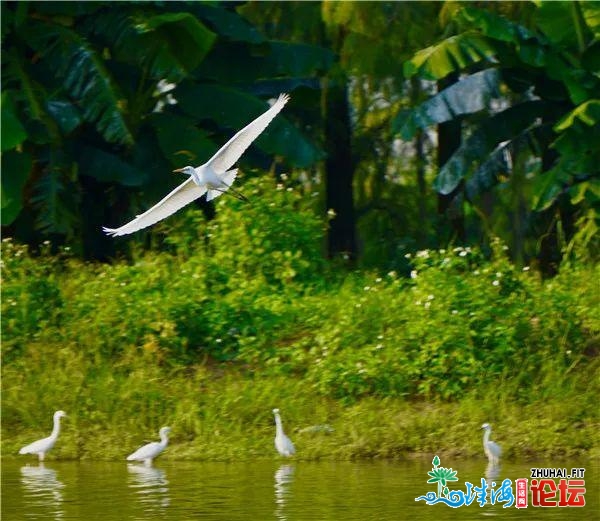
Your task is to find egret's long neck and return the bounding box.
[483,429,490,446]
[159,432,169,447]
[274,414,284,436]
[50,417,62,440]
[191,169,201,185]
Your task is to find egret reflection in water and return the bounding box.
[127,464,170,512]
[274,464,295,521]
[20,464,64,519]
[485,462,501,481]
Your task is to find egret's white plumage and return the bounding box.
[103,93,290,236]
[481,423,502,466]
[18,410,67,461]
[127,426,171,466]
[273,408,295,457]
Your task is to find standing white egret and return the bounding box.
[481,423,502,466]
[273,408,295,457]
[18,410,67,461]
[103,93,290,237]
[127,426,171,466]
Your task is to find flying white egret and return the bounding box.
[481,423,502,466]
[18,410,67,461]
[127,426,171,466]
[103,93,290,237]
[273,408,295,457]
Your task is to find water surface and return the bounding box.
[2,459,598,520]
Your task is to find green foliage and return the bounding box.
[1,149,31,225]
[322,2,441,77]
[1,91,27,152]
[3,215,597,403]
[2,228,598,459]
[403,32,497,80]
[397,1,600,218]
[264,240,598,402]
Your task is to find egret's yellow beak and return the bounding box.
[173,168,185,173]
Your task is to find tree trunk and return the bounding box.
[323,76,357,261]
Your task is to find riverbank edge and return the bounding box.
[3,385,598,462]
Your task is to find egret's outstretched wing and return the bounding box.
[208,93,290,174]
[103,178,206,237]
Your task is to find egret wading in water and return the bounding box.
[18,410,67,461]
[481,423,502,466]
[127,426,171,466]
[273,408,295,457]
[103,94,290,237]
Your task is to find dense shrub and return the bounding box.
[1,182,598,403]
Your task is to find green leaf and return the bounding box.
[27,20,133,145]
[554,99,600,131]
[134,12,216,77]
[432,455,440,466]
[570,180,600,205]
[192,4,265,43]
[392,69,501,139]
[1,149,31,225]
[582,41,600,75]
[435,100,548,195]
[532,168,567,211]
[268,41,334,77]
[177,83,322,167]
[404,32,497,80]
[197,40,333,83]
[460,6,535,43]
[30,163,80,235]
[535,1,579,48]
[87,10,216,82]
[76,146,147,187]
[1,91,27,152]
[581,2,600,38]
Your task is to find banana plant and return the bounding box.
[394,1,599,260]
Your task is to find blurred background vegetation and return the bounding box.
[1,1,599,459]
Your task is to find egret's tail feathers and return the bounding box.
[18,447,28,454]
[222,169,248,202]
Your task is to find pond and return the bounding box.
[1,459,598,520]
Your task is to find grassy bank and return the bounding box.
[2,180,599,460]
[2,361,598,461]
